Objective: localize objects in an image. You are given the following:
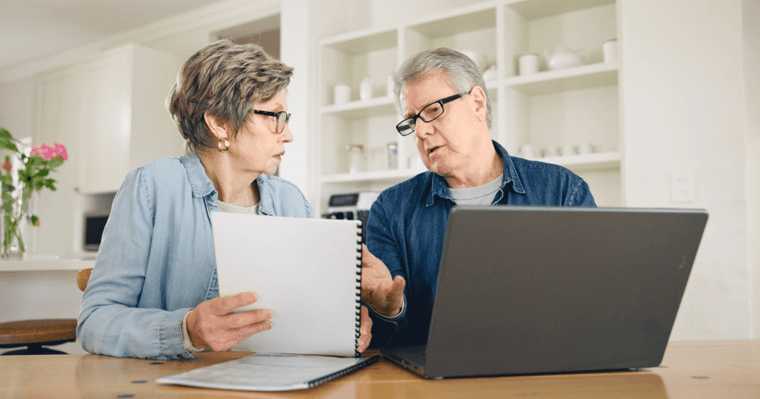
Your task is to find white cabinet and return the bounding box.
[75,44,184,194]
[34,67,81,256]
[33,44,183,255]
[316,0,622,211]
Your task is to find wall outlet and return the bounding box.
[671,171,695,203]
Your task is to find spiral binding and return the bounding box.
[354,220,363,357]
[307,356,380,388]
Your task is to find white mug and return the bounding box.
[334,83,351,104]
[518,52,539,75]
[603,38,618,63]
[544,146,560,157]
[578,142,594,155]
[561,144,577,157]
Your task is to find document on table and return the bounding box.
[156,353,380,391]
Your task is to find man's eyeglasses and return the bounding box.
[253,110,291,134]
[395,89,471,136]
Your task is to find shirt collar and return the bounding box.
[180,154,217,201]
[181,154,277,215]
[426,140,525,207]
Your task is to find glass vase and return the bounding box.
[1,188,33,259]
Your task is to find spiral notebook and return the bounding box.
[156,353,380,391]
[210,212,363,357]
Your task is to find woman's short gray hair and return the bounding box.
[167,39,293,155]
[393,47,491,129]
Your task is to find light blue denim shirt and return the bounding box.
[365,141,596,347]
[77,154,313,359]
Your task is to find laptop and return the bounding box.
[381,206,708,379]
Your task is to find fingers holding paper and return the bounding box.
[361,244,406,317]
[187,291,273,352]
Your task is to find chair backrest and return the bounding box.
[77,268,92,292]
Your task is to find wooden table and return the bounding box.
[2,340,758,398]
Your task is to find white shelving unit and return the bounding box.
[316,0,621,212]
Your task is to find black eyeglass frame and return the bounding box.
[252,109,291,133]
[395,89,471,136]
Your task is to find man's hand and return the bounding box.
[357,305,373,352]
[186,292,272,352]
[361,244,406,317]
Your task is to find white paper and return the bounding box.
[211,213,361,357]
[156,353,376,391]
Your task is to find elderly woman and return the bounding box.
[78,40,371,359]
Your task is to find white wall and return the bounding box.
[744,0,760,337]
[621,0,753,339]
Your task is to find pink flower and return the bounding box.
[53,143,68,160]
[1,159,11,171]
[39,143,54,160]
[30,143,66,161]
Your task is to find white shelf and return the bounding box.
[506,0,616,20]
[320,96,397,119]
[321,168,428,184]
[316,0,622,209]
[503,62,618,95]
[533,151,620,171]
[320,28,397,54]
[322,152,620,183]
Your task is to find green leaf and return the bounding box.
[30,215,39,225]
[35,169,50,178]
[44,179,57,191]
[0,128,12,140]
[47,157,64,169]
[0,140,19,153]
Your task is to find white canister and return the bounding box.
[603,38,618,63]
[518,52,539,75]
[347,144,364,174]
[334,83,351,104]
[359,75,373,101]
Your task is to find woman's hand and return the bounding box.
[186,292,272,352]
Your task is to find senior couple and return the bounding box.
[77,40,595,359]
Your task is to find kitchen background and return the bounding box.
[0,0,757,355]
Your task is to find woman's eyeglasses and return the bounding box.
[253,110,291,134]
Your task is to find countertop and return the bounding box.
[0,254,96,272]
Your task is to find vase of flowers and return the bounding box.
[0,127,67,259]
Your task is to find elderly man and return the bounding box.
[360,47,596,348]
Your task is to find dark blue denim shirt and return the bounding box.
[365,140,596,347]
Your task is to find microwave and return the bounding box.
[83,215,109,252]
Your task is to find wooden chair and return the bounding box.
[0,268,92,355]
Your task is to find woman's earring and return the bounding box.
[218,138,229,152]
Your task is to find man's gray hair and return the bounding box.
[392,47,492,129]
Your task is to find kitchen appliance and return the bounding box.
[322,192,380,243]
[83,215,109,252]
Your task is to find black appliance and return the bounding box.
[321,192,379,243]
[83,215,109,252]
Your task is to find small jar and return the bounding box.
[346,144,364,174]
[386,143,398,170]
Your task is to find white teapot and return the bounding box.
[543,47,589,70]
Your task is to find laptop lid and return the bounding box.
[400,206,708,378]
